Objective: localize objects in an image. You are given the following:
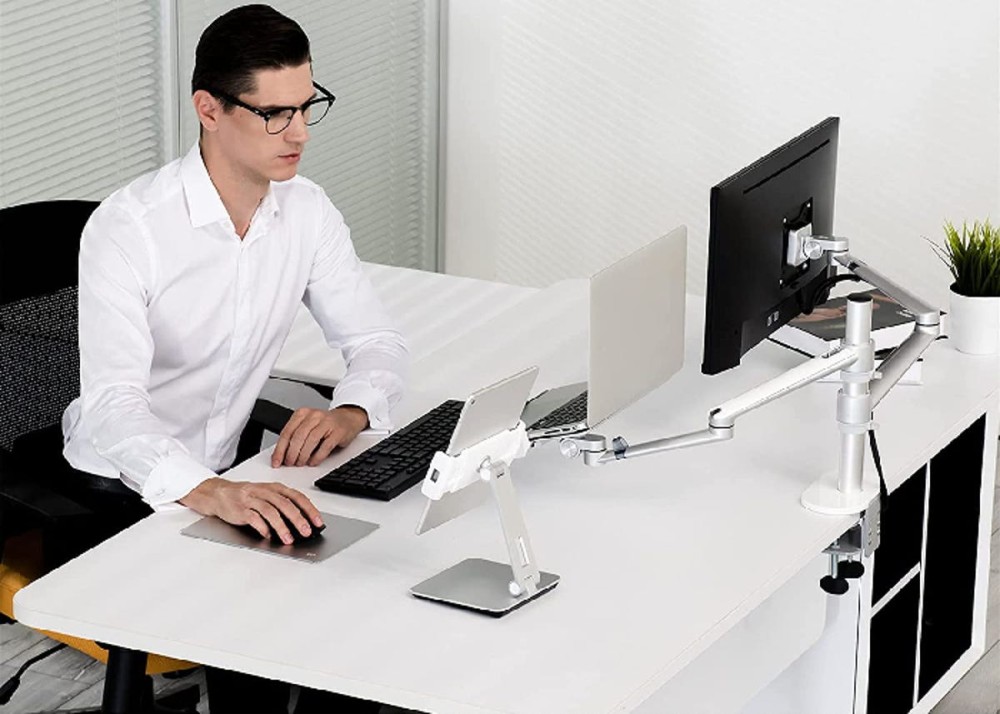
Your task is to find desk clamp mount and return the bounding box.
[411,424,560,616]
[560,231,937,590]
[820,497,881,594]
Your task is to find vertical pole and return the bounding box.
[838,294,875,495]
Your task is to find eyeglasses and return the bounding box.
[210,81,336,135]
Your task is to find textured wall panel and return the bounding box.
[0,0,165,206]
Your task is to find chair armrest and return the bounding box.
[0,453,92,522]
[234,399,295,465]
[248,399,294,434]
[271,377,334,401]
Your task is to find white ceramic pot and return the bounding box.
[949,287,1000,355]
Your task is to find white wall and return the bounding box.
[443,1,999,310]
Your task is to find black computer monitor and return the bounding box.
[701,117,840,375]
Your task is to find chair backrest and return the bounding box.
[0,201,99,451]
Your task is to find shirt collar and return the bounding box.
[180,143,281,230]
[258,185,279,221]
[180,143,229,229]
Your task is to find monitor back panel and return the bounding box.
[588,225,687,426]
[701,117,839,375]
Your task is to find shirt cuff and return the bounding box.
[141,452,217,507]
[330,380,391,431]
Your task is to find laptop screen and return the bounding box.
[587,225,687,426]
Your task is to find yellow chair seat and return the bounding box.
[0,530,198,676]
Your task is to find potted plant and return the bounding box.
[933,220,1000,354]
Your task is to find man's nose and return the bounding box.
[285,110,310,143]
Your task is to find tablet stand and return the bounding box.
[411,424,560,616]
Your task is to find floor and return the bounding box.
[2,461,998,714]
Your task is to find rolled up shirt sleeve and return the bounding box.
[75,204,216,506]
[303,198,408,429]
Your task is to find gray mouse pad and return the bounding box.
[180,511,378,563]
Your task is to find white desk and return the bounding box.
[270,262,537,386]
[15,272,999,714]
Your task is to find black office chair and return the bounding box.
[0,199,328,712]
[0,200,211,712]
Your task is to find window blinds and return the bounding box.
[0,0,166,207]
[176,1,440,270]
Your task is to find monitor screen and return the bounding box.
[702,117,840,375]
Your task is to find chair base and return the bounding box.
[54,678,199,714]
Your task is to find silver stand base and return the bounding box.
[801,473,880,515]
[410,558,560,616]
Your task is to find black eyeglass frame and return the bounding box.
[209,81,336,134]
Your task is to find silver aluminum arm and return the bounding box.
[708,344,861,428]
[831,253,941,407]
[563,342,863,467]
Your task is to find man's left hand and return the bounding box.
[271,405,370,467]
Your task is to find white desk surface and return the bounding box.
[15,274,1000,714]
[270,262,538,387]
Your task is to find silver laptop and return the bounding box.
[416,366,539,535]
[520,225,687,440]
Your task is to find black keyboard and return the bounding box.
[314,400,464,501]
[527,391,589,431]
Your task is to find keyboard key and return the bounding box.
[528,391,589,431]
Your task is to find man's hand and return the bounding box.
[179,478,323,544]
[271,405,370,468]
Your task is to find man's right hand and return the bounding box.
[179,477,324,545]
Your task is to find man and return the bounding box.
[62,4,406,712]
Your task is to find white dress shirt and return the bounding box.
[62,143,408,507]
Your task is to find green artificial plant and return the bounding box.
[933,220,1000,297]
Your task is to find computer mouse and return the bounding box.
[236,513,326,545]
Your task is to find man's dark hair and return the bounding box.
[191,4,311,108]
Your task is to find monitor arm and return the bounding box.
[561,341,862,463]
[829,252,941,407]
[560,237,941,518]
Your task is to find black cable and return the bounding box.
[868,421,889,516]
[799,273,864,315]
[0,642,67,704]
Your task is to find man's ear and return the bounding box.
[192,90,221,133]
